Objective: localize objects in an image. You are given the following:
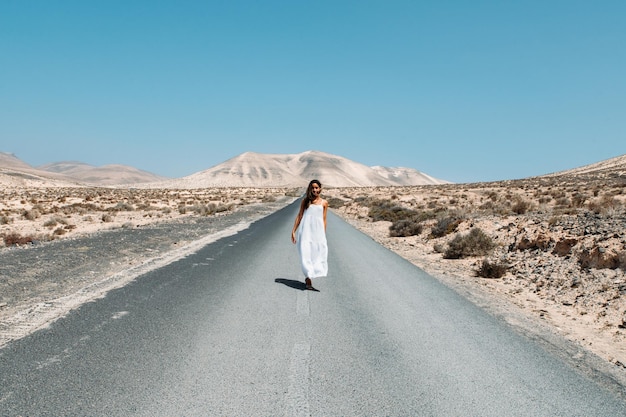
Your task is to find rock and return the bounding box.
[517,232,552,251]
[553,238,578,256]
[578,246,621,270]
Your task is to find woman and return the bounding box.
[291,179,328,290]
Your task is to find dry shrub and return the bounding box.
[53,227,67,236]
[476,259,509,278]
[23,209,41,221]
[433,243,446,253]
[538,196,552,204]
[190,204,213,216]
[220,203,234,212]
[587,195,621,214]
[43,216,68,228]
[389,218,423,237]
[3,232,36,246]
[102,214,114,223]
[554,196,571,208]
[571,193,588,208]
[512,199,531,214]
[430,216,463,238]
[0,215,11,225]
[110,202,135,212]
[444,228,495,259]
[136,203,158,211]
[326,196,345,209]
[368,200,417,222]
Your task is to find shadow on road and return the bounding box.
[274,278,319,292]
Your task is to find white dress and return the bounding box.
[297,204,328,279]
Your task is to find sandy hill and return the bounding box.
[0,153,166,187]
[542,154,626,179]
[0,152,33,171]
[39,161,166,186]
[155,150,449,188]
[0,152,80,188]
[5,149,623,189]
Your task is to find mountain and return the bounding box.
[0,152,80,187]
[4,150,625,189]
[157,150,449,188]
[0,152,33,171]
[38,161,166,186]
[371,166,446,186]
[0,153,166,187]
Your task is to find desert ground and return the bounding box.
[324,175,626,375]
[1,178,625,382]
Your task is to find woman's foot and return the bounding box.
[305,278,313,290]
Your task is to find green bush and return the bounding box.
[443,228,495,259]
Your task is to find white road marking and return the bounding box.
[296,291,309,316]
[286,342,311,417]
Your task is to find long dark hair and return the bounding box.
[300,179,322,211]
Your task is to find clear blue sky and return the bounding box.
[1,1,624,183]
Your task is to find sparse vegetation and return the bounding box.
[0,187,291,247]
[23,209,41,221]
[389,218,423,237]
[476,259,509,278]
[53,227,67,236]
[511,198,531,214]
[326,196,346,209]
[430,215,463,238]
[2,232,37,246]
[368,200,418,222]
[44,216,68,228]
[443,228,495,259]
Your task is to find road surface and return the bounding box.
[1,202,625,416]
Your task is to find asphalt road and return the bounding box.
[1,202,625,416]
